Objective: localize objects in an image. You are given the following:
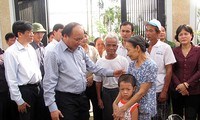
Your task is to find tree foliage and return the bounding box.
[96,6,121,35]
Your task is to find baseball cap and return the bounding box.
[32,22,46,33]
[144,19,161,31]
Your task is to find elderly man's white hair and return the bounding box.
[104,32,119,45]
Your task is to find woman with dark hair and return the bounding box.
[113,35,158,119]
[94,37,105,57]
[171,24,200,119]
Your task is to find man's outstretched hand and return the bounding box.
[113,69,126,77]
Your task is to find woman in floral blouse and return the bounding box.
[113,35,158,120]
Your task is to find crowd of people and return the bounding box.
[0,18,200,120]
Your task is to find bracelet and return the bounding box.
[183,82,189,89]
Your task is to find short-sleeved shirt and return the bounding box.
[116,43,131,62]
[148,40,176,92]
[94,55,129,89]
[128,58,158,117]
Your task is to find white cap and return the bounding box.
[144,19,161,31]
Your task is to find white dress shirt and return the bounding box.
[116,43,131,62]
[4,40,41,105]
[44,39,59,56]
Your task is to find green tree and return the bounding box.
[96,6,121,34]
[197,8,200,44]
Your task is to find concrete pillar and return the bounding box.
[172,0,190,41]
[0,0,15,49]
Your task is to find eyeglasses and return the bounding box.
[73,37,83,42]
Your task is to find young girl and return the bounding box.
[118,74,139,120]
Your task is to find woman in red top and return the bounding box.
[171,24,200,120]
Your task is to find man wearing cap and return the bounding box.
[145,19,176,120]
[31,22,46,79]
[30,22,51,120]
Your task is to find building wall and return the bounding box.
[166,0,199,44]
[172,0,190,42]
[0,0,14,49]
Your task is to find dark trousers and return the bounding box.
[0,91,13,120]
[55,91,90,120]
[86,81,102,120]
[152,92,170,120]
[18,84,51,120]
[171,91,200,120]
[102,87,119,120]
[0,91,19,120]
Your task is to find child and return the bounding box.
[118,74,139,120]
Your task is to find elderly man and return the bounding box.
[30,22,46,78]
[94,33,129,120]
[43,22,124,120]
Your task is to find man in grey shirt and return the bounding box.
[43,22,124,120]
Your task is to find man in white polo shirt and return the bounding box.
[145,19,176,120]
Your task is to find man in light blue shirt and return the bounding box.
[43,22,124,120]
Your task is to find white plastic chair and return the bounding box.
[167,114,183,120]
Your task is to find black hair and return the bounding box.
[175,24,194,42]
[5,32,15,41]
[118,74,136,87]
[89,42,95,47]
[161,26,166,31]
[62,22,81,36]
[84,30,88,35]
[47,31,53,38]
[53,23,64,32]
[94,37,101,45]
[145,24,160,33]
[12,20,32,37]
[127,35,149,52]
[120,21,134,32]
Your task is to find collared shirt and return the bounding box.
[4,40,41,105]
[84,45,99,63]
[172,45,200,95]
[94,55,129,89]
[43,40,114,112]
[83,44,100,77]
[148,40,176,92]
[30,41,45,77]
[44,39,58,56]
[116,43,131,63]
